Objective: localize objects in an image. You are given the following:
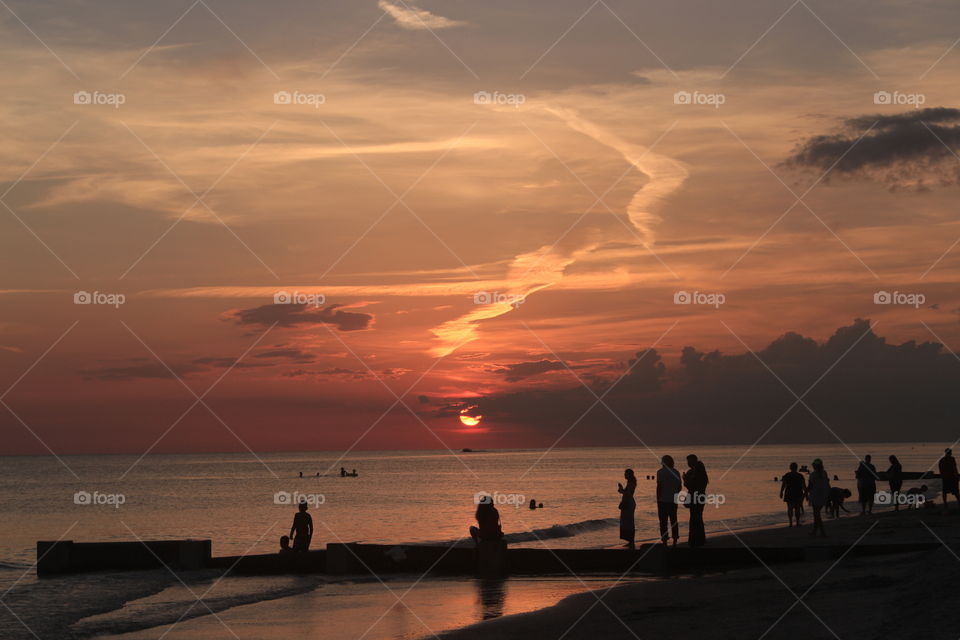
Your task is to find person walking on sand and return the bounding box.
[780,462,807,527]
[683,454,709,547]
[618,468,637,549]
[856,455,878,515]
[807,459,830,537]
[887,455,904,511]
[656,456,681,546]
[290,501,313,552]
[938,448,960,509]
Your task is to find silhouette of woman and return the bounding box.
[618,468,637,549]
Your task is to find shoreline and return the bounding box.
[440,506,960,640]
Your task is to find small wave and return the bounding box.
[0,560,32,570]
[503,518,618,544]
[71,576,321,638]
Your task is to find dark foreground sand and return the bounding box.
[442,507,960,640]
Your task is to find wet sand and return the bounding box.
[441,506,960,640]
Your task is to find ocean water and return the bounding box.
[0,443,945,639]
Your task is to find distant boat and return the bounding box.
[462,448,473,452]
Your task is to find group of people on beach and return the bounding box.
[618,454,709,550]
[779,448,960,537]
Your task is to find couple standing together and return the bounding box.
[618,454,709,549]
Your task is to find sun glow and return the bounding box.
[459,414,482,427]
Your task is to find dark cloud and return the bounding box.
[86,355,273,380]
[253,348,315,363]
[193,357,272,369]
[489,359,571,382]
[283,367,367,379]
[451,320,960,445]
[231,303,373,331]
[784,107,960,189]
[83,362,205,381]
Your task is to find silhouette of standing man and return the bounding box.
[290,501,313,552]
[683,454,708,547]
[938,448,960,509]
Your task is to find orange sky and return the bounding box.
[2,0,960,456]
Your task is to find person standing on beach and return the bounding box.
[807,459,830,537]
[618,468,637,549]
[779,462,807,527]
[656,456,681,546]
[855,455,878,515]
[937,448,959,509]
[290,501,313,552]
[887,455,903,511]
[683,455,708,547]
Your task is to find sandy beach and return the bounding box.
[441,507,960,640]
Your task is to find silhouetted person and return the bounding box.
[656,455,681,546]
[826,487,852,519]
[340,467,346,477]
[279,535,293,554]
[299,471,303,478]
[938,448,959,509]
[290,501,313,552]
[529,499,537,510]
[618,468,637,549]
[887,455,903,511]
[470,496,504,544]
[856,455,878,515]
[537,502,543,509]
[807,459,830,536]
[780,462,807,527]
[905,484,928,508]
[351,468,357,476]
[683,454,708,547]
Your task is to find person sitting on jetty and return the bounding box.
[807,459,830,536]
[826,487,852,518]
[780,462,807,527]
[279,535,293,554]
[887,455,904,511]
[618,468,637,549]
[938,449,959,509]
[469,495,504,545]
[683,455,709,547]
[856,455,878,516]
[290,501,313,552]
[657,455,681,546]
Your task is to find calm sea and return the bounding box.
[0,443,945,639]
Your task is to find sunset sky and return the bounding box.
[2,0,960,458]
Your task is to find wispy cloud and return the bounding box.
[378,0,465,30]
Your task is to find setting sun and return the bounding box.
[459,414,483,427]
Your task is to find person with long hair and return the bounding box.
[469,495,504,545]
[683,454,709,547]
[618,468,637,549]
[807,459,831,537]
